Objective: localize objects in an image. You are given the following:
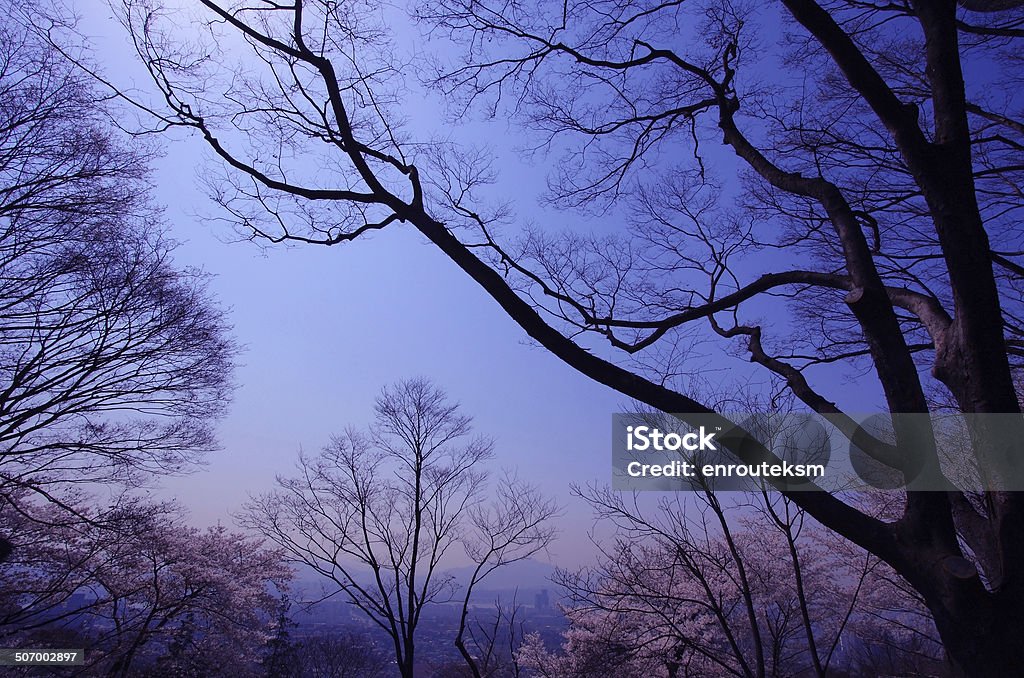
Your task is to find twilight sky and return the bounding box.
[71,3,634,565]
[75,1,886,566]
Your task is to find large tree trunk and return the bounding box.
[930,590,1024,677]
[890,532,1024,677]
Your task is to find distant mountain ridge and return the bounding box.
[445,558,557,590]
[288,558,559,602]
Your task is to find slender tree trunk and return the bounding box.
[400,634,416,678]
[454,573,484,678]
[455,636,483,678]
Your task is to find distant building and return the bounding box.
[534,589,550,611]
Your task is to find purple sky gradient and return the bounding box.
[76,2,890,566]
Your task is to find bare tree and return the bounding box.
[243,378,557,678]
[448,595,528,678]
[115,0,1024,672]
[0,0,235,534]
[456,479,558,678]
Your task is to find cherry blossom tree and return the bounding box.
[0,492,290,677]
[518,487,944,678]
